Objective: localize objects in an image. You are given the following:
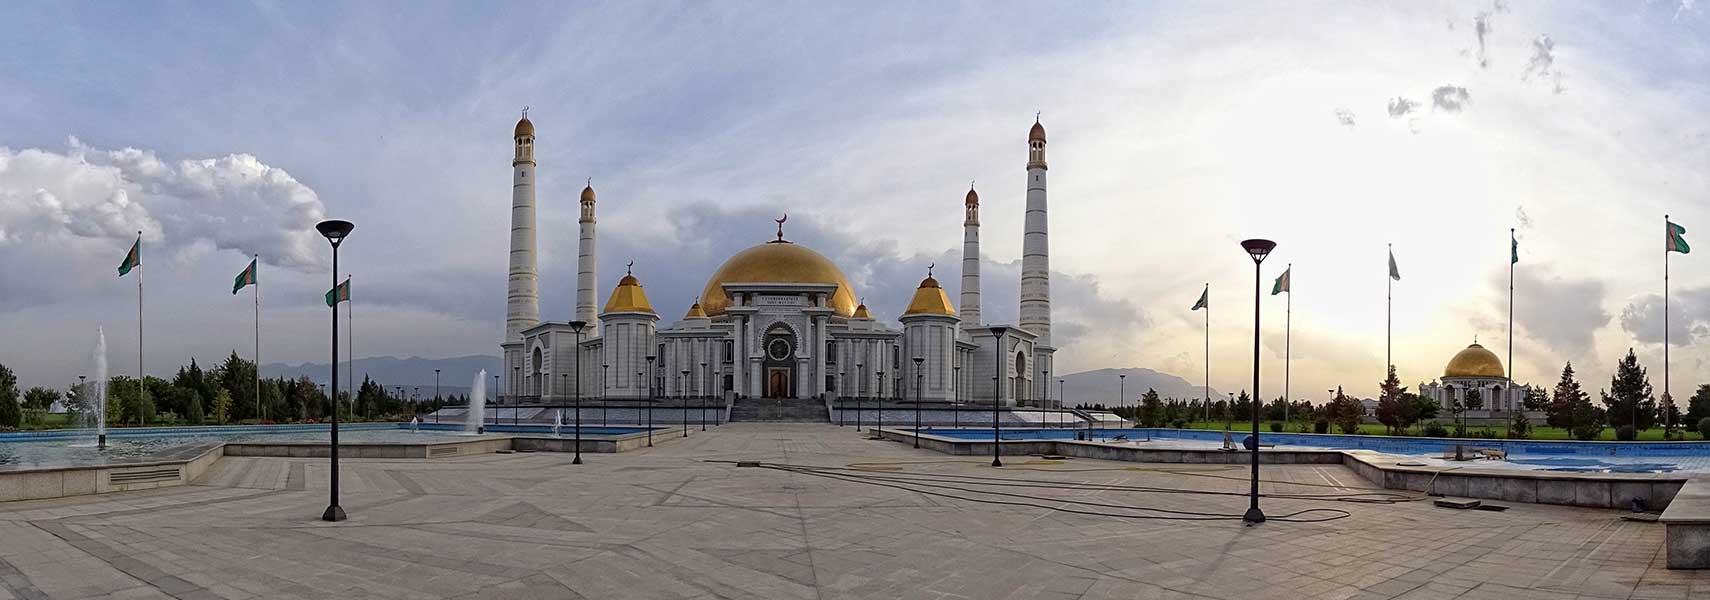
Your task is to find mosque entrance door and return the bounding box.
[767,369,792,399]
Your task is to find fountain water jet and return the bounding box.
[410,416,419,433]
[554,409,563,437]
[90,328,109,450]
[465,370,487,434]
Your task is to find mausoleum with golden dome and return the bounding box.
[1417,341,1535,416]
[497,114,1055,405]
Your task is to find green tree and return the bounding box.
[0,364,17,427]
[1601,348,1655,430]
[1463,389,1483,412]
[1373,366,1410,434]
[1689,384,1710,427]
[260,380,285,423]
[216,352,258,422]
[22,386,60,411]
[1522,385,1549,412]
[187,391,206,425]
[210,389,233,425]
[1548,362,1587,429]
[1139,388,1163,427]
[1328,387,1363,434]
[1507,411,1533,440]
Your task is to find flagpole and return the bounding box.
[1666,214,1671,433]
[137,231,144,420]
[1284,264,1291,424]
[1386,243,1392,377]
[1507,229,1514,413]
[347,274,353,421]
[255,255,261,422]
[1204,283,1210,423]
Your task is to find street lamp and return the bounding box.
[838,370,846,427]
[953,365,961,429]
[569,320,586,465]
[700,361,708,431]
[855,362,864,431]
[492,374,499,427]
[988,326,1007,467]
[1042,368,1049,428]
[680,369,689,438]
[712,364,721,425]
[314,218,354,522]
[876,370,885,436]
[645,355,656,447]
[1058,379,1065,429]
[1119,373,1126,429]
[1240,237,1276,525]
[913,356,924,448]
[602,364,609,427]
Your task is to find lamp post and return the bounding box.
[602,364,609,426]
[988,326,1007,467]
[1042,368,1049,428]
[1058,378,1065,429]
[1240,237,1276,525]
[855,362,864,431]
[314,218,353,522]
[680,369,689,438]
[433,369,440,423]
[568,320,586,464]
[838,370,846,427]
[913,356,924,448]
[645,355,656,447]
[562,373,568,428]
[712,365,721,425]
[700,361,708,431]
[1118,373,1126,429]
[876,370,885,436]
[492,374,499,427]
[953,366,961,429]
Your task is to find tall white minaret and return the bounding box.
[958,185,982,328]
[1019,117,1051,347]
[505,112,540,344]
[576,180,598,334]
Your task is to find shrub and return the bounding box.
[1269,421,1283,433]
[1313,418,1330,434]
[1423,422,1449,438]
[1615,425,1636,441]
[1507,413,1532,440]
[1170,419,1186,429]
[1571,420,1604,441]
[1699,417,1710,440]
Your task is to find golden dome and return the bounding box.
[852,302,872,319]
[1444,342,1505,379]
[965,187,979,205]
[902,276,956,317]
[700,242,858,317]
[580,184,595,203]
[684,300,707,319]
[602,272,654,314]
[1029,120,1046,143]
[515,117,534,138]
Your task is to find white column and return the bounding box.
[960,191,982,328]
[1019,128,1052,347]
[576,191,598,335]
[505,129,539,344]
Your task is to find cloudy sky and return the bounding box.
[2,1,1707,403]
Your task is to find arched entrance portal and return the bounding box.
[763,325,796,399]
[1013,352,1029,406]
[531,347,543,397]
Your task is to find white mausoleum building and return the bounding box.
[498,115,1061,406]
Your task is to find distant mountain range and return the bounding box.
[1056,367,1222,406]
[262,356,1217,404]
[261,355,500,396]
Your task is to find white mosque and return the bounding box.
[499,115,1058,407]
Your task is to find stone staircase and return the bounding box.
[728,398,831,423]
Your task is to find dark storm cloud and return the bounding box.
[1432,86,1472,112]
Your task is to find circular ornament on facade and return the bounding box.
[768,338,792,361]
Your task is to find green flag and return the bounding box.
[232,258,257,295]
[1668,220,1690,254]
[1191,286,1208,311]
[1388,248,1401,281]
[1511,231,1519,264]
[325,278,350,307]
[1271,267,1290,296]
[117,236,140,276]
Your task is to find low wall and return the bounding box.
[883,429,1691,511]
[0,443,225,503]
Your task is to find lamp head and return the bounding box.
[316,219,355,245]
[645,355,655,363]
[569,320,587,333]
[1240,238,1276,263]
[913,356,924,364]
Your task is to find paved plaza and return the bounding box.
[1,424,1708,599]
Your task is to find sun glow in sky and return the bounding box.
[1,1,1707,402]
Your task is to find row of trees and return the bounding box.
[0,356,462,430]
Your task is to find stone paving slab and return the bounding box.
[0,423,1708,598]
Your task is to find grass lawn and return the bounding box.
[1164,420,1706,442]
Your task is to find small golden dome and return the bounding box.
[903,276,956,317]
[580,184,595,203]
[965,187,979,205]
[515,117,534,138]
[852,303,872,319]
[1444,342,1505,379]
[602,272,654,314]
[699,241,858,317]
[1029,120,1046,143]
[685,300,707,319]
